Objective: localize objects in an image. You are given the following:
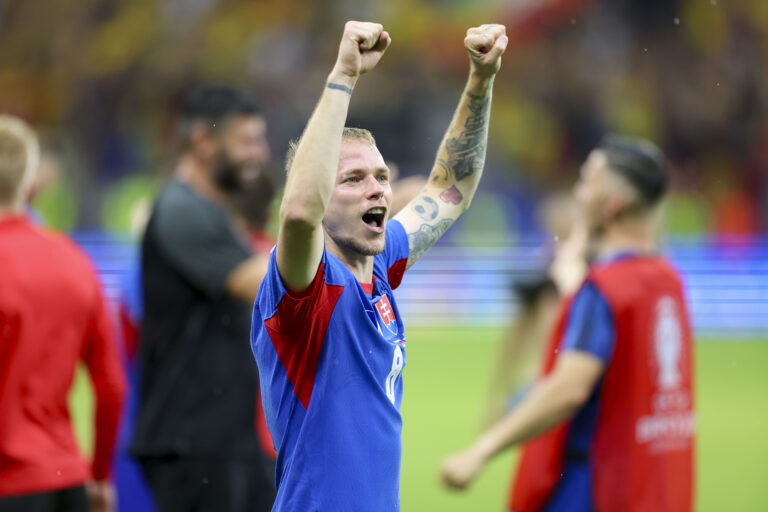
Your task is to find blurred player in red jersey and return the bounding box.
[0,115,126,511]
[441,136,695,512]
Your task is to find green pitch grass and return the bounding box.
[70,326,768,511]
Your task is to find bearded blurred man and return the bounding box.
[130,86,276,512]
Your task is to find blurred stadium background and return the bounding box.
[2,0,766,509]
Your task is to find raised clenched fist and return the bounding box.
[464,24,508,77]
[332,21,391,80]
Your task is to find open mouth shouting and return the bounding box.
[362,206,387,234]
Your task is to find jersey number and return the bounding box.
[385,346,404,405]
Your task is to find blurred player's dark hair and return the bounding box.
[177,85,262,149]
[598,135,669,207]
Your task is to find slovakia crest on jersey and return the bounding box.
[375,295,398,335]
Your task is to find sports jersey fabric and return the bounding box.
[0,216,125,497]
[511,253,695,512]
[251,219,409,511]
[543,280,615,511]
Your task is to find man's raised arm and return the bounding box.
[277,21,391,292]
[395,24,507,269]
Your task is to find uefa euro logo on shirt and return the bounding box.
[375,295,398,335]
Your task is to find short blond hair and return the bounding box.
[285,127,376,174]
[0,115,39,204]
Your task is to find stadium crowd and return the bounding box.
[0,0,765,238]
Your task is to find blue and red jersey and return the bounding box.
[251,220,409,511]
[511,253,695,512]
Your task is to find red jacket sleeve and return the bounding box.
[82,278,126,481]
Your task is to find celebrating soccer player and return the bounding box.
[440,137,695,512]
[250,20,507,511]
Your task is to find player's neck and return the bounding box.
[598,220,657,257]
[0,200,24,220]
[175,155,227,205]
[324,234,375,283]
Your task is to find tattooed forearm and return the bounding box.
[406,218,454,269]
[443,92,490,181]
[403,92,489,268]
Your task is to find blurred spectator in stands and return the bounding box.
[2,0,766,236]
[0,115,126,512]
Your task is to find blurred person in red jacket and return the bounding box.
[0,115,126,512]
[441,136,695,512]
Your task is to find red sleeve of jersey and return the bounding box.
[82,280,126,481]
[264,263,344,409]
[387,258,408,290]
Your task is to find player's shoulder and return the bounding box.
[153,179,215,221]
[257,246,348,316]
[653,256,684,279]
[603,254,681,282]
[572,280,609,309]
[372,219,408,277]
[384,218,406,245]
[150,180,231,244]
[38,227,98,274]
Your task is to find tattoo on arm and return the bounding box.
[431,160,453,187]
[403,93,488,269]
[407,219,454,269]
[410,195,439,221]
[439,185,463,205]
[442,92,491,181]
[327,82,353,95]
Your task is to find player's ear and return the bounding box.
[188,123,217,161]
[605,196,626,221]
